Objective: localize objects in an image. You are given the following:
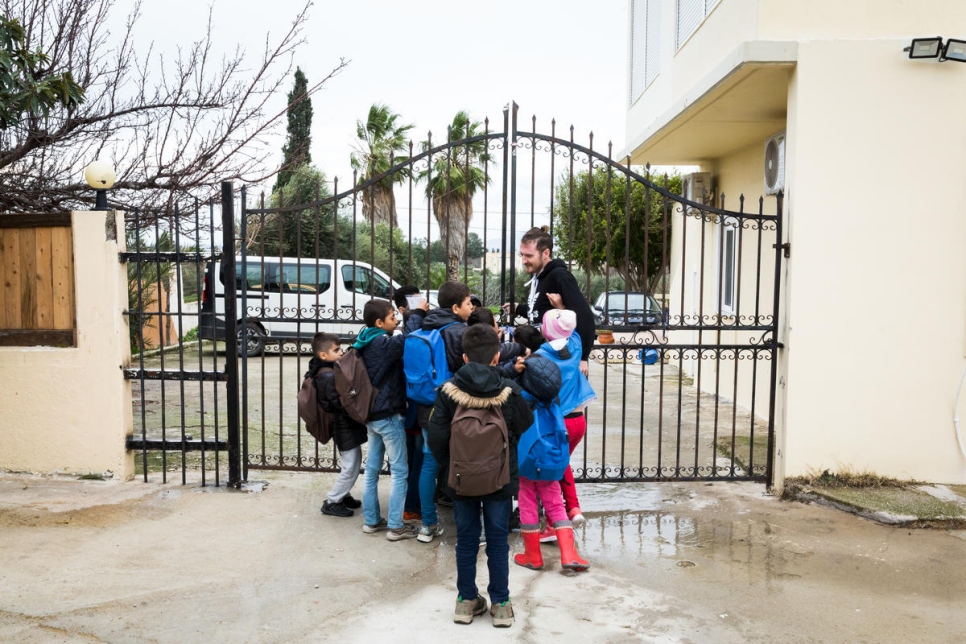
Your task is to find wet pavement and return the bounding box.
[0,471,964,643]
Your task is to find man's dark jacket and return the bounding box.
[518,258,595,361]
[307,356,367,451]
[425,362,534,501]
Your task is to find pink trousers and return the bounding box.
[518,477,568,527]
[560,413,587,513]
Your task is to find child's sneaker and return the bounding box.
[387,524,418,541]
[321,500,353,517]
[568,507,586,527]
[490,599,514,628]
[362,518,388,533]
[453,595,488,624]
[538,525,557,543]
[342,494,361,509]
[403,510,422,522]
[417,524,443,543]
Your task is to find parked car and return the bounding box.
[592,291,664,326]
[422,289,439,309]
[200,256,398,356]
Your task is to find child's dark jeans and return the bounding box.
[452,496,511,604]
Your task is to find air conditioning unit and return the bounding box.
[764,132,786,195]
[685,172,713,205]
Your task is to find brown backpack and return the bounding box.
[443,382,512,496]
[333,348,378,425]
[297,370,333,445]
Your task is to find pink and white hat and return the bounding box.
[542,309,577,344]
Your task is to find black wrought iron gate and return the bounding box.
[125,103,783,487]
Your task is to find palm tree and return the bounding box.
[350,103,414,229]
[419,110,491,282]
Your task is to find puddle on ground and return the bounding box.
[572,482,812,584]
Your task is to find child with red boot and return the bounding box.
[510,318,590,573]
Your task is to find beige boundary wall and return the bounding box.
[0,211,133,479]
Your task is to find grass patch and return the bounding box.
[133,450,225,476]
[809,486,966,521]
[77,472,109,481]
[788,468,916,489]
[715,434,769,473]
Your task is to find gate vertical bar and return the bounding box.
[221,181,242,487]
[240,186,249,482]
[500,107,509,309]
[508,102,519,310]
[766,191,784,486]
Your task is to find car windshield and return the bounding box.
[600,293,658,313]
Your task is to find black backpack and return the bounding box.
[297,369,333,444]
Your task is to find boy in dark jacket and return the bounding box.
[393,285,425,522]
[356,298,427,541]
[426,325,534,628]
[308,333,367,518]
[419,281,525,376]
[414,282,525,544]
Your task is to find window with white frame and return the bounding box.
[718,217,737,316]
[630,0,661,103]
[676,0,721,50]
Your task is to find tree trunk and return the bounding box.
[361,184,397,229]
[433,196,471,282]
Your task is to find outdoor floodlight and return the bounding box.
[84,160,116,211]
[942,39,966,63]
[905,37,943,59]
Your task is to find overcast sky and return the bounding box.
[135,0,631,245]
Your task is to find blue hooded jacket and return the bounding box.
[535,332,596,415]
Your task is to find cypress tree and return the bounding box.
[274,67,313,193]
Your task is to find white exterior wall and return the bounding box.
[627,0,966,483]
[783,39,966,482]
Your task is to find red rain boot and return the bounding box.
[556,526,590,571]
[514,530,544,570]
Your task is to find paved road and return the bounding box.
[1,471,963,643]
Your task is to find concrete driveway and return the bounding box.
[1,471,963,643]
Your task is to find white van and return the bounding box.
[199,256,398,356]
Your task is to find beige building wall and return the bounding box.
[628,0,966,484]
[783,39,966,483]
[0,211,134,479]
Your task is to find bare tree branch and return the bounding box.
[0,0,348,223]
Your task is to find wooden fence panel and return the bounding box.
[51,226,75,330]
[0,214,75,346]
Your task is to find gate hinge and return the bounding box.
[773,242,790,258]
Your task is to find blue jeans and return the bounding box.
[405,430,424,514]
[419,428,439,527]
[453,497,512,604]
[363,414,408,529]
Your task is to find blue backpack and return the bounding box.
[517,400,570,482]
[403,323,457,405]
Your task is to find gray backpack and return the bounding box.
[443,382,512,496]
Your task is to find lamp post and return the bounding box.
[84,160,116,211]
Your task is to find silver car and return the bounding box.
[592,291,664,326]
